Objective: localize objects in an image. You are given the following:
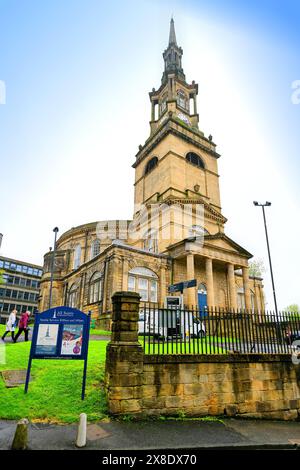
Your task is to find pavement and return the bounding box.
[1,417,300,450]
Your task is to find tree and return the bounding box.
[283,304,300,321]
[284,304,299,314]
[249,258,266,278]
[0,269,4,285]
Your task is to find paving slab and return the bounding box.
[1,418,300,451]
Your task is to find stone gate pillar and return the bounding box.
[105,291,144,415]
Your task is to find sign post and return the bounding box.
[168,279,197,311]
[25,307,91,400]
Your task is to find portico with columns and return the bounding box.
[168,232,262,311]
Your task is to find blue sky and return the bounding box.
[0,0,299,309]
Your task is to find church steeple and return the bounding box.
[162,18,185,85]
[168,17,177,45]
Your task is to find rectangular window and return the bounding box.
[0,260,3,268]
[128,276,135,292]
[150,280,158,303]
[20,278,26,286]
[138,278,148,302]
[11,290,17,299]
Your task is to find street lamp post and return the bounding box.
[253,201,278,315]
[49,227,59,309]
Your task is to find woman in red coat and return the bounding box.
[14,311,31,343]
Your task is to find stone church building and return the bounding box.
[39,20,264,327]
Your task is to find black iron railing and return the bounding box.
[138,306,300,355]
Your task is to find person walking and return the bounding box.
[1,309,17,341]
[14,310,31,343]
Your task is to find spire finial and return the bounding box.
[169,17,177,46]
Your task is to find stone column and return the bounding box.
[151,101,155,121]
[122,258,129,291]
[227,263,237,310]
[160,266,167,305]
[186,252,196,307]
[242,266,251,311]
[193,94,197,115]
[206,257,215,309]
[105,292,143,416]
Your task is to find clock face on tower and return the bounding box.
[177,112,191,126]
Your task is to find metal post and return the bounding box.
[253,202,278,316]
[49,227,59,309]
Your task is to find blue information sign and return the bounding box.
[25,306,91,400]
[168,279,197,293]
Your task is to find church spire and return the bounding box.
[162,18,185,85]
[168,17,177,45]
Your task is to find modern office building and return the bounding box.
[0,256,43,322]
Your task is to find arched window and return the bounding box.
[89,272,103,304]
[68,283,78,308]
[128,267,158,302]
[186,152,205,169]
[73,244,81,270]
[145,157,158,175]
[90,239,100,259]
[198,283,207,294]
[177,90,188,110]
[143,229,158,253]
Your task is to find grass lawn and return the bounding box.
[142,337,226,354]
[90,328,111,336]
[0,339,109,424]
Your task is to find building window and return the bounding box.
[89,272,103,304]
[177,90,188,110]
[250,290,255,311]
[73,244,81,269]
[237,288,245,310]
[68,284,78,308]
[127,267,158,302]
[91,239,100,259]
[143,229,158,253]
[186,152,205,169]
[145,157,158,175]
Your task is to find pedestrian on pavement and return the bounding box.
[14,310,31,343]
[1,309,17,341]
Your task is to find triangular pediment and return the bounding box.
[204,233,252,258]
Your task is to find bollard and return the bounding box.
[75,413,87,448]
[11,418,29,450]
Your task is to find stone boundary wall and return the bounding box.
[105,292,300,420]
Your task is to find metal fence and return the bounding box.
[139,305,300,355]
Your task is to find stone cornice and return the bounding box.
[133,118,220,168]
[57,220,133,246]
